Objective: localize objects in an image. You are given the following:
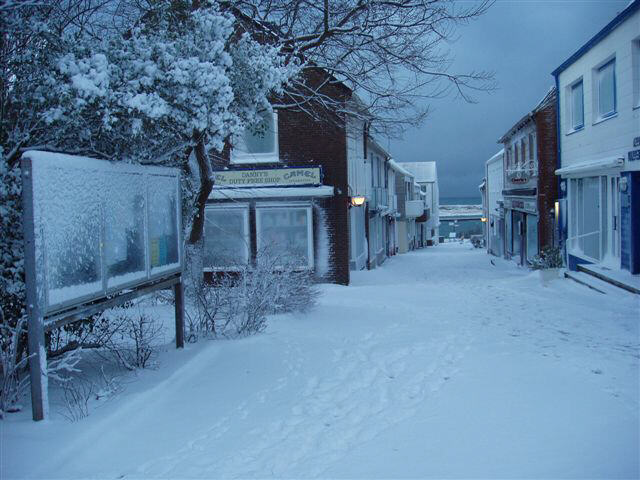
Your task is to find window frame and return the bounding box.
[255,202,315,269]
[569,79,584,131]
[595,59,616,121]
[633,38,640,108]
[230,111,280,165]
[203,203,251,271]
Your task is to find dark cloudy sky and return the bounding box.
[389,0,631,199]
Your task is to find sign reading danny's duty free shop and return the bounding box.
[214,167,322,187]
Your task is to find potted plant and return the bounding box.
[530,246,564,284]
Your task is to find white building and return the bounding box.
[485,150,505,256]
[553,0,640,277]
[398,162,440,246]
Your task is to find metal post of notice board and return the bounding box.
[21,158,48,421]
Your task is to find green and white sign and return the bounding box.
[214,167,321,187]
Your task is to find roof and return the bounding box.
[552,0,640,77]
[397,162,437,183]
[498,87,556,143]
[388,159,413,177]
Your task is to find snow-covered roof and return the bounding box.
[209,185,334,200]
[388,159,413,177]
[397,162,437,183]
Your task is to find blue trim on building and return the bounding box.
[620,171,640,274]
[552,0,640,77]
[568,254,593,271]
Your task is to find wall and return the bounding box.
[534,101,559,250]
[557,8,640,173]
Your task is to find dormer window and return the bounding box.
[231,110,279,164]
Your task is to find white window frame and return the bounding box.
[633,38,640,109]
[568,78,584,131]
[203,203,250,271]
[231,111,280,165]
[594,58,616,122]
[255,202,314,269]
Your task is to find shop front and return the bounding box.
[204,166,335,279]
[504,196,538,265]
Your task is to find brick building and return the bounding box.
[203,70,353,285]
[498,87,558,265]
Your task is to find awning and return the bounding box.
[209,185,334,200]
[555,156,624,176]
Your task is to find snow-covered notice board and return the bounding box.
[21,151,184,421]
[22,151,182,313]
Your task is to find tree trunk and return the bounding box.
[188,130,213,245]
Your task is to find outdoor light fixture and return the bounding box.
[480,217,487,222]
[554,201,560,220]
[350,196,366,207]
[620,176,628,192]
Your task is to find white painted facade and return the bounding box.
[485,150,505,256]
[556,4,640,270]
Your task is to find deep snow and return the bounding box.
[2,242,639,479]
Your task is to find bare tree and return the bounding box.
[230,0,496,136]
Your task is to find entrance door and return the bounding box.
[512,211,525,265]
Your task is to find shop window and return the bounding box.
[596,59,616,120]
[256,205,314,268]
[569,177,601,260]
[204,205,250,269]
[231,111,279,164]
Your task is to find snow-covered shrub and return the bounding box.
[60,376,93,422]
[530,246,564,270]
[0,317,30,418]
[186,246,319,339]
[93,308,164,371]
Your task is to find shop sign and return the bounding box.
[628,149,640,162]
[633,136,640,148]
[505,198,536,214]
[214,167,322,187]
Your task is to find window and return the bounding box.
[231,111,279,164]
[633,40,640,107]
[256,205,314,268]
[514,144,519,168]
[569,177,601,260]
[596,60,616,119]
[570,80,584,129]
[520,139,526,164]
[528,134,534,160]
[204,205,250,269]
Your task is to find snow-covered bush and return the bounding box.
[186,246,319,339]
[0,317,30,418]
[92,307,164,371]
[530,246,564,270]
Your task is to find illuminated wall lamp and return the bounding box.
[480,217,487,223]
[350,196,366,207]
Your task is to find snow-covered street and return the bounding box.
[3,242,639,479]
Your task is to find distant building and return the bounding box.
[498,87,558,266]
[398,162,440,246]
[553,0,640,277]
[485,150,505,257]
[390,160,420,253]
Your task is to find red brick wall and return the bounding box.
[534,100,558,250]
[278,108,350,285]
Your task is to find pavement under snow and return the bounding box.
[3,242,639,478]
